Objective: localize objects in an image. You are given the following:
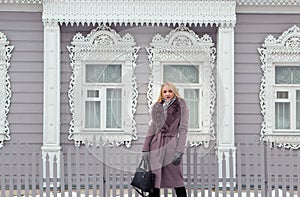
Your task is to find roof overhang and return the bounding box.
[236,0,300,13]
[42,0,236,27]
[2,0,300,25]
[0,0,41,12]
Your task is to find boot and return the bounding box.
[149,188,160,197]
[174,186,187,197]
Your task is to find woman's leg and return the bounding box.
[174,186,187,197]
[149,188,160,197]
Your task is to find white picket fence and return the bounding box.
[1,142,300,197]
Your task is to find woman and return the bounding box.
[142,81,189,197]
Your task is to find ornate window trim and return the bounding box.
[147,25,216,148]
[0,32,13,149]
[258,25,300,149]
[67,25,139,148]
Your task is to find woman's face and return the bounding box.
[162,85,175,101]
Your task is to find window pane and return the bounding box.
[85,101,101,128]
[275,66,300,84]
[275,102,290,129]
[276,91,288,99]
[164,65,199,83]
[297,90,300,129]
[184,89,199,129]
[87,90,99,98]
[106,89,122,128]
[86,64,121,83]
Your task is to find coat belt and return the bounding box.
[153,131,177,163]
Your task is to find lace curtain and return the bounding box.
[163,65,199,83]
[184,89,199,129]
[275,67,300,129]
[106,89,121,128]
[86,64,121,83]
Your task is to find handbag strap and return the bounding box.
[138,158,146,169]
[133,186,147,197]
[139,157,153,172]
[145,157,152,172]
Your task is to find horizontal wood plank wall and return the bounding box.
[0,12,43,145]
[234,13,300,174]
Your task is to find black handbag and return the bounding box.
[131,157,156,196]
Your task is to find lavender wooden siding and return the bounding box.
[0,11,43,145]
[234,13,300,175]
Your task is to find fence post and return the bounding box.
[41,146,61,183]
[216,147,236,188]
[229,149,235,196]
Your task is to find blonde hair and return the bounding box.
[157,81,181,103]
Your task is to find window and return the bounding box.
[67,26,139,148]
[274,66,300,131]
[0,32,13,149]
[147,26,216,147]
[83,64,122,130]
[259,25,300,149]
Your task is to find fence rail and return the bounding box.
[1,143,300,197]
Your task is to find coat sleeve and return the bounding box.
[176,99,189,153]
[142,109,156,152]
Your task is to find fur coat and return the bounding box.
[142,97,189,188]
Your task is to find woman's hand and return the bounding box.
[172,152,183,165]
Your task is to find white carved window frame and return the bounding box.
[67,25,139,148]
[0,32,13,149]
[147,26,216,148]
[259,25,300,149]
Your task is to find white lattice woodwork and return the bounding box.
[42,0,236,27]
[67,25,139,148]
[0,32,13,149]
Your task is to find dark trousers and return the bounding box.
[149,186,187,197]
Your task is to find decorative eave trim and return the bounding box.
[236,0,300,13]
[0,0,41,3]
[236,0,300,5]
[0,2,42,12]
[236,5,300,13]
[2,0,300,14]
[42,0,236,27]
